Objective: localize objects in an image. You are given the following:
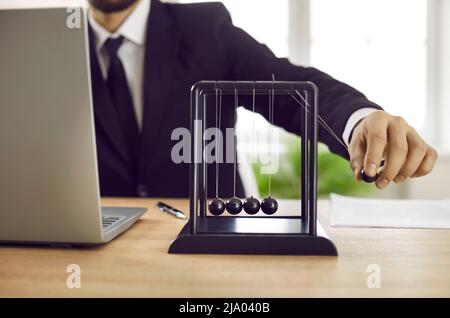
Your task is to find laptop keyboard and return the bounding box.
[102,216,125,231]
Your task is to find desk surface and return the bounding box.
[1,198,449,297]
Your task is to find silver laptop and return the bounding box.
[0,8,146,246]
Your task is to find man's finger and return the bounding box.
[411,147,438,178]
[363,119,388,177]
[377,124,408,189]
[348,138,366,181]
[394,134,427,182]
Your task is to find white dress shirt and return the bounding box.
[88,0,150,131]
[89,0,375,148]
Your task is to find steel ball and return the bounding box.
[226,197,243,215]
[360,169,379,183]
[243,196,260,215]
[261,196,278,215]
[208,197,225,215]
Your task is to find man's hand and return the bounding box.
[348,110,438,189]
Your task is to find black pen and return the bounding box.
[156,202,186,219]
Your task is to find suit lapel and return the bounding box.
[88,26,132,167]
[140,0,181,166]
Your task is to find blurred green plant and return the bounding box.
[253,134,374,198]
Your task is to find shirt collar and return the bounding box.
[88,0,150,51]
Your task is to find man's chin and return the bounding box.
[88,0,139,13]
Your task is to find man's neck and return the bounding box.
[90,0,141,33]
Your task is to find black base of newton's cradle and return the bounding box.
[169,217,338,256]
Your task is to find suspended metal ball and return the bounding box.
[261,196,278,215]
[361,160,385,183]
[226,197,243,215]
[208,197,225,216]
[360,169,380,183]
[243,196,260,215]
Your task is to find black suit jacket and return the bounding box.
[89,0,381,198]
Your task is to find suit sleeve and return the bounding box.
[216,5,382,159]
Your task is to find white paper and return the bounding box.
[330,193,450,229]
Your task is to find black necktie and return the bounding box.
[104,36,140,168]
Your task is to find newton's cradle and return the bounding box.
[169,80,363,256]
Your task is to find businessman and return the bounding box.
[88,0,437,197]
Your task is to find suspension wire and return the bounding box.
[289,90,349,151]
[252,86,256,164]
[268,79,276,197]
[215,86,223,198]
[233,84,238,197]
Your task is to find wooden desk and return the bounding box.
[1,198,449,297]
